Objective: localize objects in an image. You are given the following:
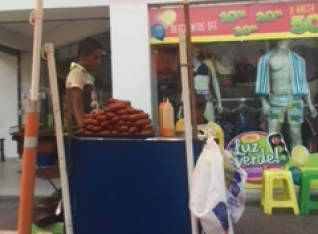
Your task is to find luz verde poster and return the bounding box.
[226,131,318,189]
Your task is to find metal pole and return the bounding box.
[44,43,74,234]
[182,0,197,139]
[18,0,43,233]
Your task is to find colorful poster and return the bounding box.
[149,1,318,44]
[226,131,318,189]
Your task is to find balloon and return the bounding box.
[161,9,177,28]
[151,24,165,41]
[289,166,301,185]
[291,145,309,167]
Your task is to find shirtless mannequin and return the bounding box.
[192,45,223,121]
[256,39,317,149]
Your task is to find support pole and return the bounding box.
[18,1,43,234]
[183,0,197,139]
[179,32,199,234]
[44,43,74,234]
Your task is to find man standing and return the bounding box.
[33,37,102,226]
[256,39,316,149]
[66,37,102,128]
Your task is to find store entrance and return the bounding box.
[0,51,18,158]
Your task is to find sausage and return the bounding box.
[130,113,149,121]
[121,115,130,121]
[119,126,129,132]
[84,119,99,126]
[97,115,107,122]
[101,121,110,128]
[141,130,154,136]
[118,120,125,126]
[110,116,120,124]
[131,109,144,114]
[100,131,111,135]
[109,102,127,112]
[109,98,131,106]
[117,109,128,115]
[129,127,138,134]
[142,124,153,130]
[125,121,133,127]
[111,131,119,135]
[135,119,151,127]
[85,125,95,131]
[92,126,102,132]
[106,112,115,119]
[83,119,95,125]
[84,131,93,135]
[126,107,135,114]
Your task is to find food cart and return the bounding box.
[65,136,202,234]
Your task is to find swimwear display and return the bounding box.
[269,95,304,124]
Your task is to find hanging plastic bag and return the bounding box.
[189,137,234,234]
[223,150,247,223]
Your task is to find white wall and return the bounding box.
[0,52,18,158]
[2,0,210,11]
[110,3,152,117]
[20,52,32,97]
[1,0,109,11]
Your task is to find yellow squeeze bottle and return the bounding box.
[162,99,175,137]
[158,98,165,136]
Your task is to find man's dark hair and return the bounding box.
[77,37,102,58]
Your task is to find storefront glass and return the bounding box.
[149,1,318,147]
[149,0,318,189]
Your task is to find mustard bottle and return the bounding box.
[158,98,165,136]
[162,99,175,137]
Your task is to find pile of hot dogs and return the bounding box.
[79,98,155,136]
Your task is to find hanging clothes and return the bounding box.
[232,107,256,136]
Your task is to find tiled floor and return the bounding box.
[1,196,317,234]
[0,158,60,197]
[1,158,317,233]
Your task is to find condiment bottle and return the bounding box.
[158,98,165,136]
[161,98,175,137]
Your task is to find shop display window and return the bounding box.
[151,38,318,149]
[149,0,318,151]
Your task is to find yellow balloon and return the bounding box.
[161,10,177,28]
[291,145,309,167]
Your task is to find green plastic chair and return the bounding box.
[300,170,318,215]
[32,222,64,234]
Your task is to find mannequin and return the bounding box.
[255,39,317,149]
[214,47,236,86]
[191,45,223,121]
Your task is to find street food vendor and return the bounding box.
[33,38,103,227]
[65,37,102,128]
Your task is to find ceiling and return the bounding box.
[0,7,110,51]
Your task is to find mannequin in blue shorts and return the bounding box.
[255,40,317,149]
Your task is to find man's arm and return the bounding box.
[71,88,85,127]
